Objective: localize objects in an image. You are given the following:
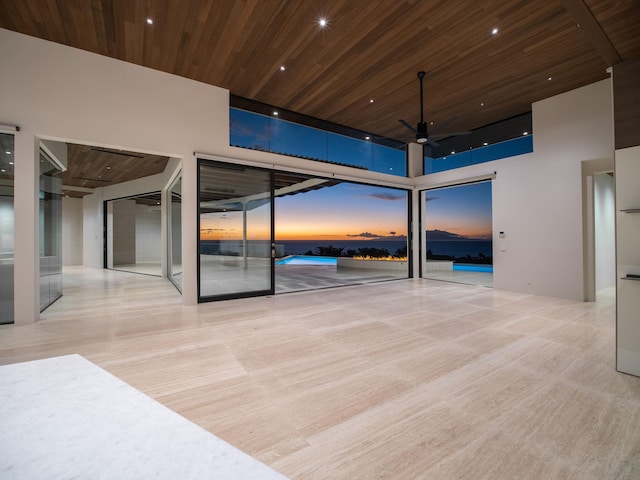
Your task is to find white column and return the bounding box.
[13,132,39,324]
[407,142,423,278]
[181,156,198,305]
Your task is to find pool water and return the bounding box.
[276,255,337,266]
[453,264,493,273]
[276,256,493,272]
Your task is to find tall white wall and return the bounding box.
[594,173,616,291]
[61,197,83,266]
[416,80,614,300]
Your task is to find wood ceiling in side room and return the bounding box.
[1,0,638,145]
[60,144,169,196]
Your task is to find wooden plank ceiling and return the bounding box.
[2,0,639,181]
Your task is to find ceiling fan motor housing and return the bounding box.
[416,121,428,143]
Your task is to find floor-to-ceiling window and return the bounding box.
[197,159,410,301]
[0,133,15,323]
[39,146,63,310]
[198,160,273,301]
[422,181,493,287]
[168,174,182,291]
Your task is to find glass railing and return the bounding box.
[230,108,407,177]
[424,135,533,174]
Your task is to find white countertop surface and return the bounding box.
[0,354,288,479]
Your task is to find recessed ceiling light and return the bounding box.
[156,202,160,205]
[273,111,279,116]
[491,28,498,35]
[1,169,5,173]
[9,161,14,165]
[369,99,374,103]
[365,136,370,140]
[280,65,285,71]
[480,102,485,106]
[451,151,456,154]
[430,121,434,125]
[523,131,529,135]
[483,142,488,146]
[5,150,10,154]
[106,166,111,170]
[319,18,327,27]
[146,18,153,25]
[547,76,552,81]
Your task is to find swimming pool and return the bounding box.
[453,264,493,273]
[276,255,337,266]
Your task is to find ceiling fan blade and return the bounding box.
[430,115,458,133]
[430,131,472,140]
[426,138,440,148]
[399,119,418,134]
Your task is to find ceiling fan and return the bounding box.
[399,71,471,147]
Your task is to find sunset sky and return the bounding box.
[200,182,408,241]
[424,181,492,239]
[200,179,492,241]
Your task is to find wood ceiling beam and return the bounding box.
[561,0,622,66]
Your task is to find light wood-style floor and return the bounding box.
[2,267,639,479]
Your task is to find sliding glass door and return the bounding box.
[198,161,273,300]
[167,174,182,291]
[39,147,63,311]
[0,133,15,323]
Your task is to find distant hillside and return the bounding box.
[425,229,467,240]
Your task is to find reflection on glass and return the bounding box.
[0,133,15,324]
[423,112,533,174]
[373,144,407,176]
[107,193,162,277]
[327,133,372,169]
[230,108,269,151]
[199,161,272,300]
[168,175,182,291]
[270,119,327,159]
[39,146,63,311]
[229,108,407,177]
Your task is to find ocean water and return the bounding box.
[426,240,492,258]
[278,240,407,256]
[200,239,492,259]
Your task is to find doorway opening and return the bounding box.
[421,180,493,287]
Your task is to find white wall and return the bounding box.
[416,80,614,301]
[594,173,616,291]
[135,204,161,263]
[61,197,83,266]
[112,200,136,265]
